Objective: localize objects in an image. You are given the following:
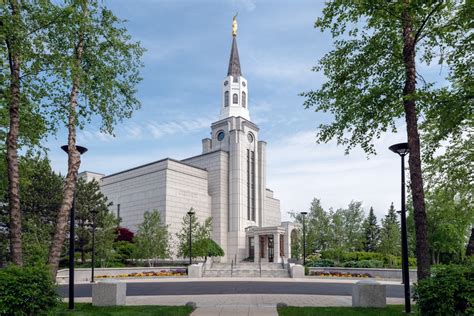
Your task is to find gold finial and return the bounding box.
[232,13,238,37]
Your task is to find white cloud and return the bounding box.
[232,0,256,11]
[145,116,213,139]
[266,129,408,222]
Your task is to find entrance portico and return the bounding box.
[246,226,289,263]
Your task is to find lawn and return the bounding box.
[278,305,416,316]
[54,303,194,316]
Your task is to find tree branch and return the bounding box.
[24,6,72,39]
[414,2,444,44]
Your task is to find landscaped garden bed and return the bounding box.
[308,271,372,278]
[96,268,187,279]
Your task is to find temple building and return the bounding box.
[82,18,293,263]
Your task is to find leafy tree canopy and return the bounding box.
[302,0,472,157]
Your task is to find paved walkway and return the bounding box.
[70,294,406,315]
[65,278,409,315]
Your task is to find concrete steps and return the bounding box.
[203,262,289,278]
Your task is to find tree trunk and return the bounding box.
[401,0,431,280]
[47,8,86,276]
[466,228,474,257]
[5,0,23,266]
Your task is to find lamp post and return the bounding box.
[90,208,98,283]
[389,142,411,314]
[187,210,195,266]
[300,211,308,266]
[61,145,88,310]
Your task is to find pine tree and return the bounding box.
[75,178,113,264]
[378,203,401,256]
[363,207,380,252]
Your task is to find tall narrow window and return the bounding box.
[225,91,229,107]
[233,93,238,104]
[242,91,246,107]
[117,204,121,222]
[247,150,256,221]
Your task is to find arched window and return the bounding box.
[233,93,238,104]
[224,91,229,107]
[242,91,246,107]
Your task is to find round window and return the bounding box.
[242,81,246,87]
[248,132,254,143]
[217,131,225,141]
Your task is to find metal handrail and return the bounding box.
[231,259,233,277]
[234,254,237,267]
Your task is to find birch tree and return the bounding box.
[46,0,144,275]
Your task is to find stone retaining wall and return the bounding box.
[308,267,417,280]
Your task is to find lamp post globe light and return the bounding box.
[61,145,88,310]
[300,211,308,266]
[90,208,99,283]
[187,209,195,266]
[389,142,411,314]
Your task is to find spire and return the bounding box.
[227,16,242,77]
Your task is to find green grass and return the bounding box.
[278,305,417,316]
[54,303,194,316]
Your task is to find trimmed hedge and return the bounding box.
[307,259,335,267]
[319,250,416,268]
[414,264,473,315]
[342,260,384,268]
[0,265,60,316]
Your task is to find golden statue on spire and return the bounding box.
[232,13,238,37]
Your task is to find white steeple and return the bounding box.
[219,18,250,121]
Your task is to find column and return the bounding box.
[254,234,260,262]
[274,233,280,263]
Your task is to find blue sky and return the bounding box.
[47,0,446,222]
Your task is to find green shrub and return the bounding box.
[342,260,383,268]
[341,251,384,262]
[413,264,474,316]
[306,253,321,263]
[307,259,335,267]
[0,265,60,316]
[114,241,137,263]
[320,249,344,261]
[320,250,416,268]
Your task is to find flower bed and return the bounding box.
[309,270,373,278]
[96,268,187,279]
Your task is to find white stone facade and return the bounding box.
[86,30,293,263]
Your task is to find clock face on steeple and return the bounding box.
[217,131,225,141]
[248,132,254,143]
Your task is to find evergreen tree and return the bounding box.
[378,203,401,256]
[134,210,170,266]
[75,178,113,264]
[363,207,380,252]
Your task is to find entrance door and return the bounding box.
[249,237,255,261]
[268,235,274,262]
